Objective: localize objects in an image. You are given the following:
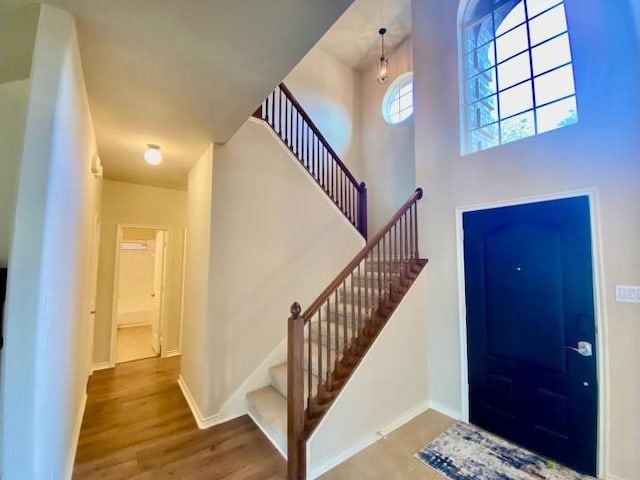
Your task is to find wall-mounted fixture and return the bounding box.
[377,27,389,84]
[144,144,162,165]
[91,154,103,177]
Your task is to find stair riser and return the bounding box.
[324,305,374,321]
[363,260,412,272]
[269,367,318,399]
[339,288,381,304]
[310,326,352,350]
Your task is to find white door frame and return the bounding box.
[455,188,609,478]
[110,223,170,365]
[87,214,101,376]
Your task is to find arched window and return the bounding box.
[460,0,578,154]
[382,72,414,124]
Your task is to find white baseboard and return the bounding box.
[308,401,430,479]
[163,349,181,358]
[116,321,152,328]
[177,375,243,430]
[378,401,431,437]
[427,400,463,421]
[91,361,113,373]
[308,432,378,479]
[64,392,87,480]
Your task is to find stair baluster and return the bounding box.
[254,83,367,239]
[286,188,427,479]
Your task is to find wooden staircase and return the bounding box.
[245,187,426,479]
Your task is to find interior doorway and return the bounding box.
[111,226,168,364]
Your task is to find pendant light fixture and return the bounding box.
[377,27,389,84]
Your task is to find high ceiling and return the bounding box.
[316,0,411,71]
[1,0,354,189]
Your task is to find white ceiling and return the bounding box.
[1,0,354,189]
[316,0,412,71]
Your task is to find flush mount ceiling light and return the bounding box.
[377,27,389,85]
[144,144,162,165]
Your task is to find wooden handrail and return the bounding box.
[277,83,361,189]
[301,187,423,321]
[287,187,425,479]
[254,83,368,239]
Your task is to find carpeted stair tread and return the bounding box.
[246,386,287,456]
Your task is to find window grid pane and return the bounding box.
[536,95,578,133]
[382,73,414,124]
[529,4,568,46]
[526,0,563,18]
[531,33,571,75]
[462,0,578,154]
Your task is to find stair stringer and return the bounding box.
[248,117,364,236]
[305,266,430,479]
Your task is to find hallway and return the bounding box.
[73,357,286,479]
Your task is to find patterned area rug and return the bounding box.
[414,422,595,480]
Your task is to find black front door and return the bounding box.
[463,196,598,475]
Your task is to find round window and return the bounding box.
[382,72,414,124]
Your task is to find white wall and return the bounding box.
[1,4,102,478]
[0,80,29,266]
[284,46,363,179]
[181,144,215,417]
[412,1,640,479]
[308,267,429,478]
[360,38,416,233]
[94,180,187,363]
[116,246,156,321]
[180,120,364,422]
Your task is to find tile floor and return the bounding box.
[115,324,158,364]
[319,409,454,480]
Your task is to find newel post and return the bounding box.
[358,182,368,240]
[288,302,306,480]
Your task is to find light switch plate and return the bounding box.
[615,285,640,303]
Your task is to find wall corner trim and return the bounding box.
[163,349,181,358]
[64,392,87,480]
[177,375,243,430]
[308,400,431,479]
[427,400,463,421]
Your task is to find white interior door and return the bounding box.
[151,230,166,354]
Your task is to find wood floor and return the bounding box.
[73,356,287,479]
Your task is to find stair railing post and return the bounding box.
[358,182,368,240]
[288,302,306,480]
